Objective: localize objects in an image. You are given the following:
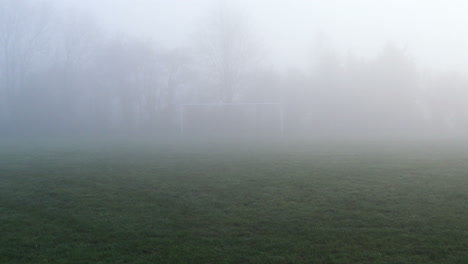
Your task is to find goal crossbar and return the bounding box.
[179,103,284,136]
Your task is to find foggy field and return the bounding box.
[1,141,467,264]
[3,0,468,263]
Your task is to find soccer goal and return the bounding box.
[179,103,284,137]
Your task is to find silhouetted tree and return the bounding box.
[195,3,260,103]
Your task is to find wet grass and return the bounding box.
[0,140,467,263]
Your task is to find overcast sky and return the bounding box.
[51,0,468,72]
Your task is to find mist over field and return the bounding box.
[2,1,468,263]
[2,0,468,140]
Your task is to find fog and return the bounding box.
[2,0,468,140]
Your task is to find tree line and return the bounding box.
[1,1,467,138]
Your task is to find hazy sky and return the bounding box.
[52,0,468,72]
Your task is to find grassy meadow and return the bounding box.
[0,140,467,263]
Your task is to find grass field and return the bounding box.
[1,140,467,263]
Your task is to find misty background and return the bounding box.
[2,0,468,139]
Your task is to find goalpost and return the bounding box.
[179,103,284,136]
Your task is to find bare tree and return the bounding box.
[196,3,260,103]
[0,0,51,127]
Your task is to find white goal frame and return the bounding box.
[179,103,284,136]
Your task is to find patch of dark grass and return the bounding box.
[0,141,467,263]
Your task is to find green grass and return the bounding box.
[1,140,467,263]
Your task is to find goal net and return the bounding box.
[179,103,284,137]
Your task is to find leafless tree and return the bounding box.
[196,3,260,103]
